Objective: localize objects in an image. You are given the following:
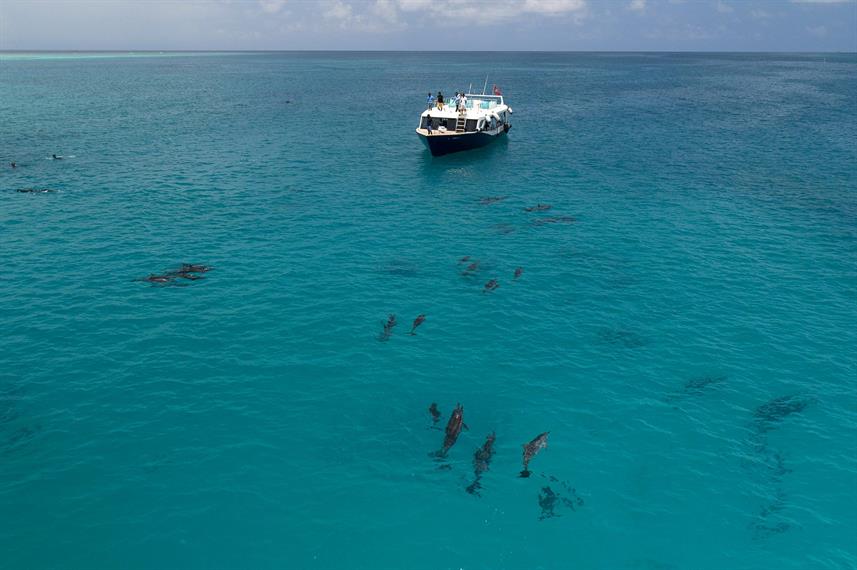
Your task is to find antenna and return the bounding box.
[468,82,472,94]
[482,73,489,95]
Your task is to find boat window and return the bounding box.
[465,119,477,132]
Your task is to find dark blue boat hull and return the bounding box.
[419,127,510,156]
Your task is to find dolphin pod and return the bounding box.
[136,263,213,286]
[427,404,573,516]
[377,313,426,340]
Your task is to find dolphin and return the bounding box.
[465,432,496,496]
[532,216,576,226]
[684,375,726,395]
[437,403,466,456]
[537,483,583,520]
[180,264,213,273]
[520,431,549,477]
[378,314,397,341]
[753,395,812,432]
[408,314,426,335]
[459,255,471,263]
[483,279,499,293]
[428,403,441,425]
[514,267,523,279]
[139,274,174,284]
[538,486,560,519]
[524,204,551,212]
[172,272,205,281]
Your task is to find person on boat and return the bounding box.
[426,116,433,135]
[426,92,434,109]
[459,93,467,111]
[436,91,444,110]
[453,92,460,109]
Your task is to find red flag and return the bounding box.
[492,84,502,96]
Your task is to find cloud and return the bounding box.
[791,0,854,3]
[628,0,646,12]
[716,1,734,13]
[319,0,408,32]
[807,24,828,36]
[522,0,585,14]
[323,0,353,23]
[749,9,772,19]
[258,0,286,14]
[395,0,586,23]
[371,0,401,25]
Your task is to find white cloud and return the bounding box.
[395,0,586,23]
[523,0,585,14]
[323,0,353,23]
[749,8,772,18]
[628,0,646,12]
[371,0,401,24]
[807,24,828,36]
[791,0,854,3]
[716,1,733,13]
[319,0,407,32]
[258,0,286,14]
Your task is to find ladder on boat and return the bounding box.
[455,112,467,133]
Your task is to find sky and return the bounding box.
[0,0,855,52]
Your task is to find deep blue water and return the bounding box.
[1,52,855,570]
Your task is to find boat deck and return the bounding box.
[415,128,471,137]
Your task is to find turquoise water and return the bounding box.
[1,52,855,569]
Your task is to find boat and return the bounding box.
[416,90,512,157]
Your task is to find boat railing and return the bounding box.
[425,94,503,112]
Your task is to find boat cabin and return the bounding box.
[418,94,511,135]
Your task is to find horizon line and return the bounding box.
[2,49,855,54]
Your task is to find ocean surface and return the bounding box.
[1,52,855,570]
